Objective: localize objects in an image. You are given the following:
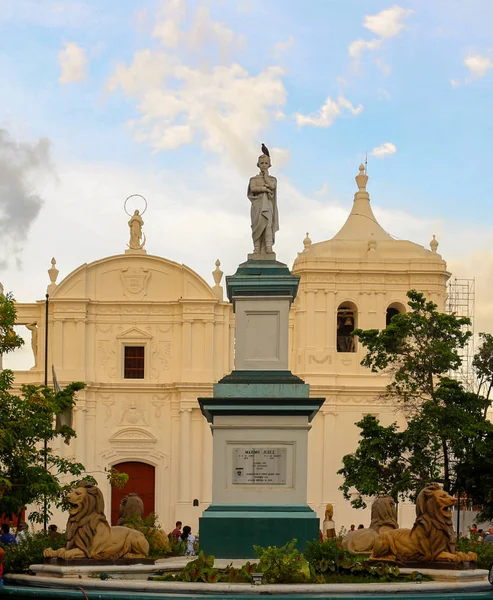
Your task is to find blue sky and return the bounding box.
[2,0,493,365]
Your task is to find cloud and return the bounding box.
[315,183,329,196]
[152,0,243,60]
[364,5,414,38]
[107,2,287,173]
[464,54,493,79]
[349,38,382,59]
[349,5,413,60]
[58,41,88,83]
[370,142,397,158]
[0,129,53,267]
[273,36,294,57]
[295,95,363,128]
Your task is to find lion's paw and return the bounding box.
[43,548,58,558]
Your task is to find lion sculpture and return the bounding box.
[44,481,149,560]
[343,496,398,554]
[370,483,476,563]
[116,491,170,554]
[117,493,144,525]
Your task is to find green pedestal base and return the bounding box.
[199,504,320,559]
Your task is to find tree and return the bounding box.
[0,290,86,522]
[338,414,441,508]
[351,290,472,493]
[339,291,493,515]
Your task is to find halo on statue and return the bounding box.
[124,194,148,217]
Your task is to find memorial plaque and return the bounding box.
[233,447,287,485]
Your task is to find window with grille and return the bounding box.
[124,346,145,379]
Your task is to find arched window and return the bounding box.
[337,302,357,353]
[386,302,406,327]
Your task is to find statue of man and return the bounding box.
[247,152,278,254]
[26,322,38,368]
[128,209,144,249]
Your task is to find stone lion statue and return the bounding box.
[117,493,144,525]
[44,481,149,560]
[371,483,477,563]
[116,491,170,554]
[343,495,398,554]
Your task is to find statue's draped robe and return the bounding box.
[128,215,143,248]
[247,174,279,247]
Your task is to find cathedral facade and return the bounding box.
[9,166,449,531]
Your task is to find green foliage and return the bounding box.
[1,531,66,574]
[338,415,441,507]
[355,291,471,405]
[303,538,400,581]
[304,537,362,574]
[254,539,310,584]
[456,536,493,569]
[0,290,90,524]
[0,379,86,523]
[152,551,220,583]
[0,291,24,356]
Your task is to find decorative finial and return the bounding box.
[212,259,224,301]
[430,234,439,253]
[303,232,312,251]
[124,194,148,253]
[355,163,368,192]
[47,257,59,294]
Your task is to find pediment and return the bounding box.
[109,427,157,444]
[116,326,153,340]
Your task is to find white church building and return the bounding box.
[8,165,449,532]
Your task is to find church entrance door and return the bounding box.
[110,461,155,525]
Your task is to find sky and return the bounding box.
[2,0,493,368]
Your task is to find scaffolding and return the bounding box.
[446,278,475,390]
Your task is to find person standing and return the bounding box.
[170,521,182,540]
[180,525,196,556]
[15,522,28,544]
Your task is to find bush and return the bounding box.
[304,538,362,574]
[151,552,258,584]
[456,535,493,569]
[303,538,402,583]
[2,531,66,574]
[254,538,310,584]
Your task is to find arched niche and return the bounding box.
[386,302,406,327]
[337,301,358,353]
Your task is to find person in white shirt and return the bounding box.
[15,522,28,544]
[180,525,196,556]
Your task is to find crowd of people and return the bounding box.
[469,523,493,542]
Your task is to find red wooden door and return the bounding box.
[110,462,155,526]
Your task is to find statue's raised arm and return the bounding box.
[247,144,278,256]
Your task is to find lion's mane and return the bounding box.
[369,496,399,532]
[410,483,455,560]
[117,493,144,526]
[65,481,110,556]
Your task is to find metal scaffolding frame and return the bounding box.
[446,277,475,390]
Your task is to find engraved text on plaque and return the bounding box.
[233,447,287,485]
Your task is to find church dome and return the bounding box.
[293,164,445,265]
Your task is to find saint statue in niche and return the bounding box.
[247,145,278,255]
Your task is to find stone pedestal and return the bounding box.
[198,259,324,558]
